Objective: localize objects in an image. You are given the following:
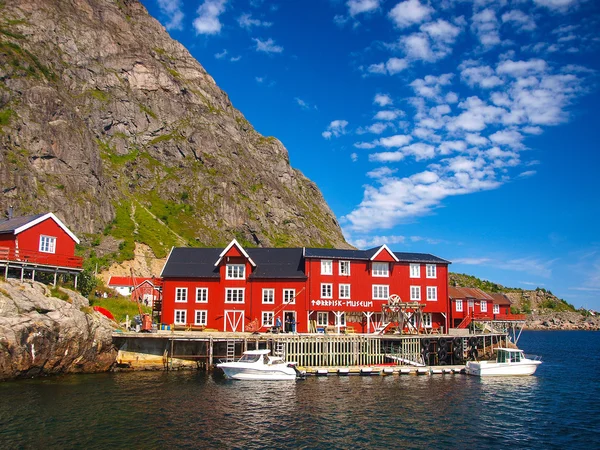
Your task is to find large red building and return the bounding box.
[160,239,450,333]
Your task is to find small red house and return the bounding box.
[449,287,524,327]
[0,212,83,285]
[107,276,162,306]
[160,239,451,333]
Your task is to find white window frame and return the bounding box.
[339,260,351,276]
[321,260,333,275]
[195,288,208,303]
[481,301,488,313]
[372,284,389,300]
[262,311,274,327]
[262,288,275,304]
[321,283,332,299]
[194,310,207,326]
[174,310,186,325]
[410,286,421,301]
[339,284,351,299]
[335,312,346,327]
[225,288,245,303]
[468,300,474,310]
[225,264,245,280]
[456,299,463,312]
[317,312,328,327]
[372,262,389,277]
[426,264,436,279]
[493,304,500,314]
[423,313,432,328]
[283,289,296,304]
[39,235,57,254]
[175,287,187,303]
[426,286,437,301]
[410,264,421,278]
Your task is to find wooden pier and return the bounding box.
[113,330,510,372]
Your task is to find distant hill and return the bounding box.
[449,273,576,313]
[0,0,350,275]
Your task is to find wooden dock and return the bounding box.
[112,330,508,371]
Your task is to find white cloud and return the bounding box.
[410,74,453,99]
[460,61,504,88]
[157,0,184,31]
[374,93,393,107]
[374,110,402,121]
[367,63,387,75]
[369,151,405,162]
[354,141,378,149]
[237,13,272,29]
[350,234,406,249]
[253,37,284,53]
[378,134,412,147]
[497,59,547,77]
[322,120,349,139]
[489,129,524,148]
[471,8,501,48]
[518,170,537,177]
[365,122,391,134]
[388,0,433,29]
[386,57,409,74]
[350,152,358,162]
[533,0,580,11]
[501,10,536,31]
[421,19,461,44]
[367,166,398,179]
[193,0,227,35]
[214,49,228,59]
[402,33,435,61]
[230,55,241,62]
[348,0,380,16]
[295,97,314,110]
[255,76,264,83]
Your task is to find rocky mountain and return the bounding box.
[0,0,349,272]
[0,278,116,380]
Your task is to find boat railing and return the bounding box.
[525,354,542,361]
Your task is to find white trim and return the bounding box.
[321,259,333,275]
[369,244,399,262]
[410,285,421,301]
[261,311,274,327]
[224,310,244,332]
[426,264,437,279]
[195,287,208,303]
[262,288,275,304]
[214,239,256,267]
[13,212,80,244]
[456,299,463,312]
[283,288,296,304]
[372,262,389,277]
[426,286,437,301]
[39,235,56,254]
[225,263,245,280]
[194,310,207,326]
[372,284,389,300]
[410,263,421,278]
[321,283,333,299]
[493,304,500,314]
[339,260,351,276]
[225,287,245,303]
[174,309,187,325]
[159,247,175,278]
[175,287,187,303]
[339,283,351,299]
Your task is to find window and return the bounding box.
[262,288,275,304]
[493,304,500,314]
[194,310,207,326]
[283,289,296,304]
[372,285,389,300]
[175,288,187,303]
[426,286,437,301]
[481,301,488,312]
[321,260,333,275]
[39,235,56,253]
[423,313,432,328]
[335,313,346,326]
[410,286,421,301]
[321,283,332,298]
[426,264,436,278]
[174,310,186,325]
[456,299,463,312]
[339,260,350,276]
[225,288,244,303]
[372,262,389,277]
[262,311,274,327]
[410,264,421,278]
[468,300,474,310]
[339,284,351,299]
[317,312,328,327]
[195,288,208,303]
[226,264,245,279]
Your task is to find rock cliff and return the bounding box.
[0,0,349,270]
[0,278,117,381]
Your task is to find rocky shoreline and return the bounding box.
[0,279,117,381]
[525,311,600,331]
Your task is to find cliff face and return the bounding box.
[0,279,117,381]
[0,0,349,262]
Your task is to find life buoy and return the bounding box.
[438,349,448,361]
[453,337,462,346]
[468,337,477,347]
[439,337,448,347]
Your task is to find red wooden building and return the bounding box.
[0,212,83,286]
[107,276,162,307]
[160,239,451,333]
[449,287,524,328]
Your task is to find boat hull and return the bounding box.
[465,360,541,377]
[218,364,297,380]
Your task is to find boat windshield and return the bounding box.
[497,350,522,363]
[238,354,261,363]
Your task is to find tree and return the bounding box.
[78,269,98,297]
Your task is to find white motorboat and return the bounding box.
[217,349,299,380]
[465,348,542,377]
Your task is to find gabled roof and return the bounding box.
[304,247,449,264]
[449,286,494,301]
[369,244,399,262]
[489,293,512,306]
[214,239,256,267]
[0,212,80,244]
[108,276,155,287]
[161,248,222,278]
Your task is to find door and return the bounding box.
[224,310,244,332]
[284,311,296,333]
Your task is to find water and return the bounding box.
[1,331,599,449]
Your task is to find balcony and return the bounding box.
[0,246,83,269]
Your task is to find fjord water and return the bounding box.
[1,331,599,449]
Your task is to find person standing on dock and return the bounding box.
[276,316,282,333]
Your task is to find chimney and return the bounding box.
[7,206,13,219]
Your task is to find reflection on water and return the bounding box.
[1,331,599,449]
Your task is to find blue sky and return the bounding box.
[141,0,600,310]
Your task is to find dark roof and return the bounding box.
[0,214,45,234]
[161,247,307,279]
[449,287,493,300]
[304,247,450,264]
[489,293,512,305]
